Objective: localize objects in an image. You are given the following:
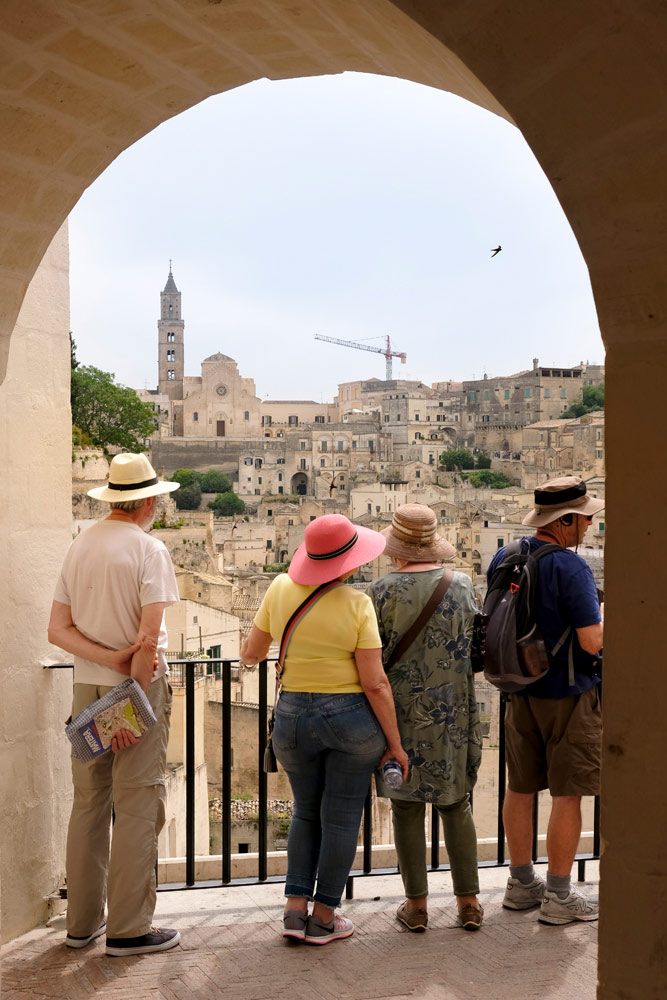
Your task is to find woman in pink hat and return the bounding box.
[240,514,407,946]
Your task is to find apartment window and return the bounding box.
[247,477,251,483]
[368,440,374,452]
[596,449,603,458]
[598,521,605,533]
[288,415,298,426]
[367,503,372,513]
[262,415,272,426]
[336,459,343,467]
[384,415,389,422]
[258,477,262,484]
[314,415,325,423]
[266,539,272,549]
[396,414,401,421]
[497,538,504,548]
[244,457,253,465]
[414,413,420,420]
[469,391,476,401]
[244,411,249,421]
[525,388,531,398]
[320,440,327,451]
[300,459,306,470]
[475,534,480,543]
[255,459,262,468]
[320,459,326,467]
[337,441,344,452]
[267,509,272,516]
[504,389,510,399]
[352,440,357,449]
[193,616,198,624]
[277,458,285,465]
[193,412,198,421]
[254,489,260,495]
[278,486,283,494]
[483,390,490,401]
[278,473,283,482]
[288,519,293,525]
[416,470,421,478]
[561,389,567,398]
[300,441,307,450]
[544,388,550,398]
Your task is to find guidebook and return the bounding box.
[66,678,157,761]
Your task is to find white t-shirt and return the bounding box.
[53,519,179,686]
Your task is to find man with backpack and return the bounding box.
[485,476,604,924]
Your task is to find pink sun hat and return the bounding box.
[288,514,386,585]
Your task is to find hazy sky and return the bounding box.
[69,72,604,402]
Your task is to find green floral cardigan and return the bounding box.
[368,569,482,806]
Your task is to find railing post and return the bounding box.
[497,696,507,865]
[185,661,195,887]
[222,660,232,884]
[430,805,440,870]
[258,660,268,882]
[363,784,372,873]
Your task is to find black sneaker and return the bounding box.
[105,927,181,956]
[65,922,106,949]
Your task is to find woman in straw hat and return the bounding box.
[240,514,407,946]
[367,504,483,932]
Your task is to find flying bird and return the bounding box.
[490,246,502,257]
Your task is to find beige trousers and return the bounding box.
[66,676,172,939]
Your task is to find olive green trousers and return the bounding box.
[66,677,172,939]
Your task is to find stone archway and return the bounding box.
[290,472,309,496]
[1,4,667,996]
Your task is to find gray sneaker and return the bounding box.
[503,874,546,910]
[539,887,599,925]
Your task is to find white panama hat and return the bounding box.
[87,453,180,503]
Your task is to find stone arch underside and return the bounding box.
[0,0,511,383]
[2,2,667,996]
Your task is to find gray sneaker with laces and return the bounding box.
[539,887,599,925]
[502,874,546,910]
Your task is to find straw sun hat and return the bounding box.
[288,514,386,585]
[522,476,605,528]
[382,504,455,563]
[87,453,180,503]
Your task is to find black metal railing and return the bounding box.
[46,658,600,893]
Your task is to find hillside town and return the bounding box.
[72,268,605,864]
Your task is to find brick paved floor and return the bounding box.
[2,865,599,1000]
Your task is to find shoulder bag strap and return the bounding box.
[384,568,454,672]
[271,580,345,705]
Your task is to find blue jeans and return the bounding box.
[273,691,386,908]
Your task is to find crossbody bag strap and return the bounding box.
[272,580,345,704]
[384,568,454,672]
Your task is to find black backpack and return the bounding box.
[482,539,574,693]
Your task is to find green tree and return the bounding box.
[71,365,156,452]
[476,453,492,469]
[208,491,245,516]
[199,469,231,493]
[171,468,202,488]
[174,483,202,510]
[563,383,604,418]
[466,469,512,489]
[439,448,475,471]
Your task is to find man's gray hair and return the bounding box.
[110,498,148,513]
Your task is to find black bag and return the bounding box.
[482,540,573,693]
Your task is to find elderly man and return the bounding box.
[487,476,604,924]
[48,453,182,956]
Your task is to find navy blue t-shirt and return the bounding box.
[487,536,602,699]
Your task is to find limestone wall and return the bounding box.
[0,225,73,941]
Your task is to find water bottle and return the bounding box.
[381,759,404,790]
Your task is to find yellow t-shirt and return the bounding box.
[254,574,382,693]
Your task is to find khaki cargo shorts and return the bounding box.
[505,685,602,796]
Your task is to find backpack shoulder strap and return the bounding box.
[384,568,454,671]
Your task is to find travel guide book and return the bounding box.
[66,678,157,761]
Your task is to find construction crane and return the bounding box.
[314,334,407,381]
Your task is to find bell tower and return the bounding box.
[158,264,184,400]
